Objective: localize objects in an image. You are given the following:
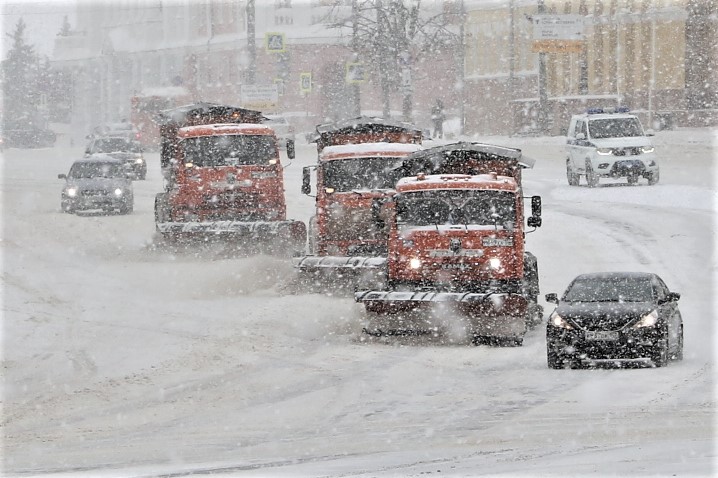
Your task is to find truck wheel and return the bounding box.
[566,160,579,186]
[154,193,170,230]
[586,163,599,188]
[648,170,660,185]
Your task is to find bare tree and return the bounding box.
[330,1,459,121]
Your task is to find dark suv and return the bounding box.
[85,136,147,180]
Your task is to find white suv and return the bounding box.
[565,108,659,187]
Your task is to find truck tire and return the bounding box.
[154,193,171,231]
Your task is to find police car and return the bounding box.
[565,107,659,187]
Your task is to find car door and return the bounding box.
[568,119,590,173]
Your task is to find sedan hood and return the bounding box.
[590,136,652,149]
[555,301,656,330]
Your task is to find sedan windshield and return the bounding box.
[397,189,516,227]
[563,277,654,302]
[588,118,644,139]
[69,162,126,179]
[182,135,276,167]
[323,157,405,191]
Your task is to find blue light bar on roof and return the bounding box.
[587,106,631,114]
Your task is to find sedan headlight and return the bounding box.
[135,158,144,164]
[66,187,78,197]
[641,146,655,154]
[596,148,613,155]
[633,309,658,328]
[409,257,422,269]
[549,312,573,329]
[114,188,124,196]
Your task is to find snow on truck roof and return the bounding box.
[396,173,518,193]
[178,123,275,138]
[320,142,423,160]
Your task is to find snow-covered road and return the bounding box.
[2,128,715,477]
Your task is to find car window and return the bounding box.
[69,162,125,179]
[563,277,654,302]
[588,117,644,139]
[576,121,587,137]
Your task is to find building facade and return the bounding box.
[51,0,716,139]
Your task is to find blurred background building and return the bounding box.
[48,0,716,141]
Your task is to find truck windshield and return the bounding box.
[397,189,516,227]
[182,135,277,167]
[588,118,644,139]
[323,157,405,191]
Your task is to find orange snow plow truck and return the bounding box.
[355,142,543,345]
[153,102,306,254]
[295,117,423,286]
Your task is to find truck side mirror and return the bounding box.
[287,139,295,159]
[301,166,311,195]
[58,173,67,179]
[527,195,542,228]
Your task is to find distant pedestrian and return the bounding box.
[431,99,445,139]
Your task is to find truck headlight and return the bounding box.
[409,257,422,269]
[633,310,658,328]
[549,312,573,329]
[66,187,78,197]
[135,158,144,164]
[488,257,501,270]
[596,148,613,155]
[114,188,124,196]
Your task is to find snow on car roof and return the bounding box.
[320,142,423,159]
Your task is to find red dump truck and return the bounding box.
[153,102,306,255]
[355,142,543,345]
[295,117,423,288]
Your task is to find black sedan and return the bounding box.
[545,272,683,368]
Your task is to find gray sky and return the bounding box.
[2,0,76,60]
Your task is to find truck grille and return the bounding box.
[205,191,260,209]
[81,190,109,197]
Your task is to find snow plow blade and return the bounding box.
[156,220,306,252]
[293,255,387,291]
[355,290,529,343]
[295,255,386,272]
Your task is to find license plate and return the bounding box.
[585,331,619,341]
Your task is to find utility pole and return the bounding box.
[509,0,515,136]
[351,0,361,116]
[537,0,548,135]
[247,0,256,84]
[458,0,466,136]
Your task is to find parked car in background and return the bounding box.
[58,155,134,215]
[3,126,56,149]
[264,114,296,149]
[545,271,683,369]
[85,136,147,180]
[565,107,659,187]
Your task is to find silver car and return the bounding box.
[59,155,134,214]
